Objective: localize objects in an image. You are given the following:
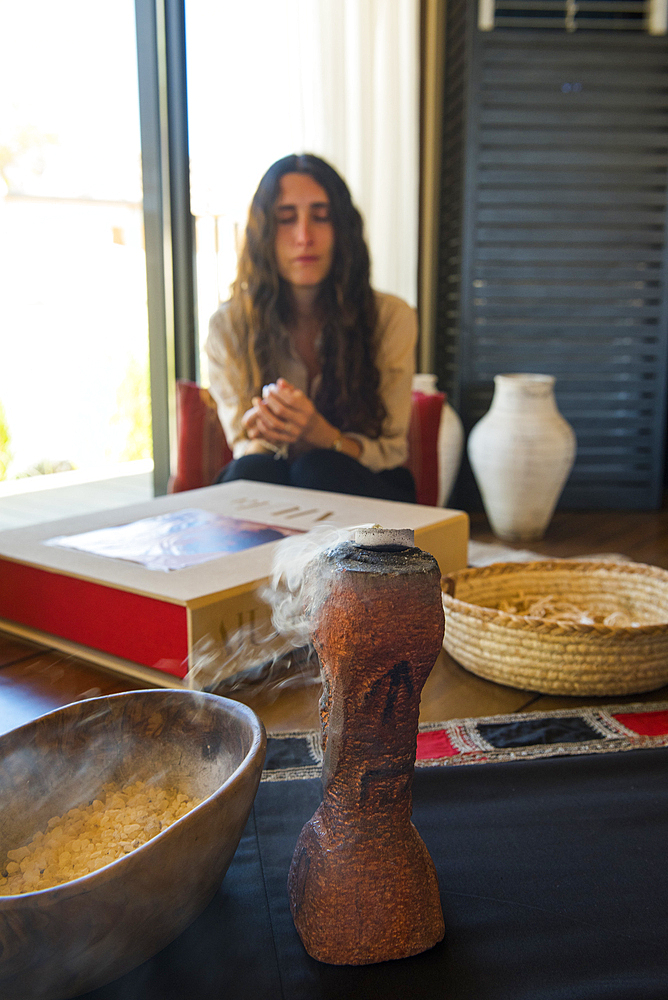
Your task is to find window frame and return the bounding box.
[135,0,197,496]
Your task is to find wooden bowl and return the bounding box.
[0,689,266,1000]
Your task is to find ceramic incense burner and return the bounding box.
[287,526,445,965]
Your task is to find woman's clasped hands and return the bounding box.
[242,377,318,449]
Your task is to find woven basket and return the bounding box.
[441,560,668,696]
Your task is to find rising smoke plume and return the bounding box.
[185,524,356,694]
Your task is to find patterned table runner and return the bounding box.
[262,700,668,781]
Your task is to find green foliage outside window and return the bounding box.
[0,401,12,481]
[112,353,152,462]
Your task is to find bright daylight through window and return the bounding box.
[0,0,151,493]
[0,0,418,526]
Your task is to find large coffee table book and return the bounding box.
[0,480,469,687]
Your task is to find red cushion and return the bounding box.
[406,391,445,506]
[168,379,233,493]
[168,380,442,502]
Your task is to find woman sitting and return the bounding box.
[206,153,417,503]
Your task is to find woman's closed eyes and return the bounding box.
[275,204,331,224]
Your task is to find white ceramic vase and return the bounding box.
[467,373,576,542]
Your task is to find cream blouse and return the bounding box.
[205,290,417,473]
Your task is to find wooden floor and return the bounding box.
[468,505,668,569]
[3,504,668,738]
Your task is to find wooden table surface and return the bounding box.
[3,630,668,740]
[3,505,668,737]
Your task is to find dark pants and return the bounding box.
[217,449,416,504]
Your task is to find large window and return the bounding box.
[0,0,419,506]
[0,1,151,486]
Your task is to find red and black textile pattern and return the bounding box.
[261,702,668,781]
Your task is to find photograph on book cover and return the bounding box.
[43,508,304,572]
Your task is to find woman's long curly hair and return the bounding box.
[227,153,386,437]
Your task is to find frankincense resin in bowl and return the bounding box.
[0,689,266,1000]
[1,779,202,895]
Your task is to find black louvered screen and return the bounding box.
[437,15,668,509]
[435,0,469,402]
[493,1,649,33]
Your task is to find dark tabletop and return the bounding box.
[84,745,668,1000]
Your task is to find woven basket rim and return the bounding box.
[441,559,668,637]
